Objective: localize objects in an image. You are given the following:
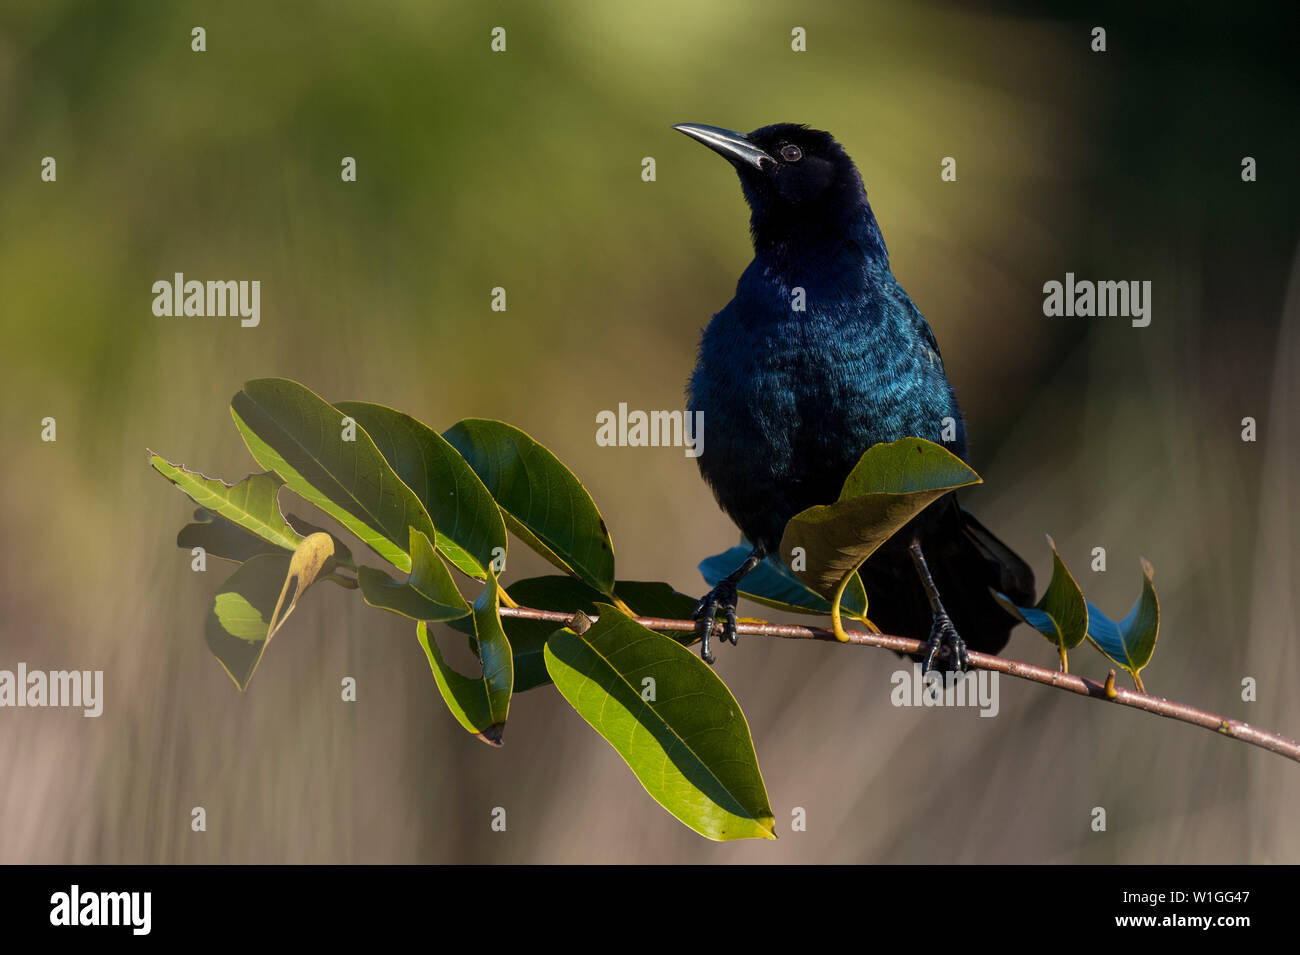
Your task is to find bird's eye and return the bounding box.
[779,144,803,162]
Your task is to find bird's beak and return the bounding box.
[673,123,773,170]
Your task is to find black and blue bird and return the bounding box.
[675,122,1035,671]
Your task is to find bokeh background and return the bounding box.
[1,0,1296,863]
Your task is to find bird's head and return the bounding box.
[673,122,883,262]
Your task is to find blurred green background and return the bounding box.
[1,0,1296,862]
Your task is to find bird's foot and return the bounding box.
[921,611,969,674]
[692,579,740,665]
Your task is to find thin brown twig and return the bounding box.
[498,605,1300,764]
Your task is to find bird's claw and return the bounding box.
[921,611,969,673]
[692,580,740,665]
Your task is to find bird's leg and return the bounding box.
[908,539,969,673]
[693,546,764,664]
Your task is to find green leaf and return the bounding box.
[1086,558,1160,692]
[613,581,701,624]
[993,535,1088,670]
[479,576,699,692]
[544,605,775,841]
[150,455,303,552]
[359,528,470,622]
[204,554,288,691]
[779,438,980,639]
[229,378,436,574]
[178,509,286,564]
[417,573,513,745]
[335,401,508,580]
[443,418,615,594]
[699,544,870,620]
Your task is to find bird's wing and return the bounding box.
[896,287,946,370]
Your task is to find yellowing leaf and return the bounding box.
[266,532,334,644]
[780,438,980,640]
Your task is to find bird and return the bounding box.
[674,122,1035,671]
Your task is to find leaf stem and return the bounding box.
[829,572,853,642]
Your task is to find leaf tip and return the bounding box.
[477,723,506,747]
[991,589,1026,623]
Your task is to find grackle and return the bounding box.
[675,122,1035,671]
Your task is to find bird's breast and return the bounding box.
[687,280,963,549]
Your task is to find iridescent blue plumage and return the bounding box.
[678,122,1032,667]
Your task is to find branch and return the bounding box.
[499,605,1300,764]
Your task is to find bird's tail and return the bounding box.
[860,497,1035,656]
